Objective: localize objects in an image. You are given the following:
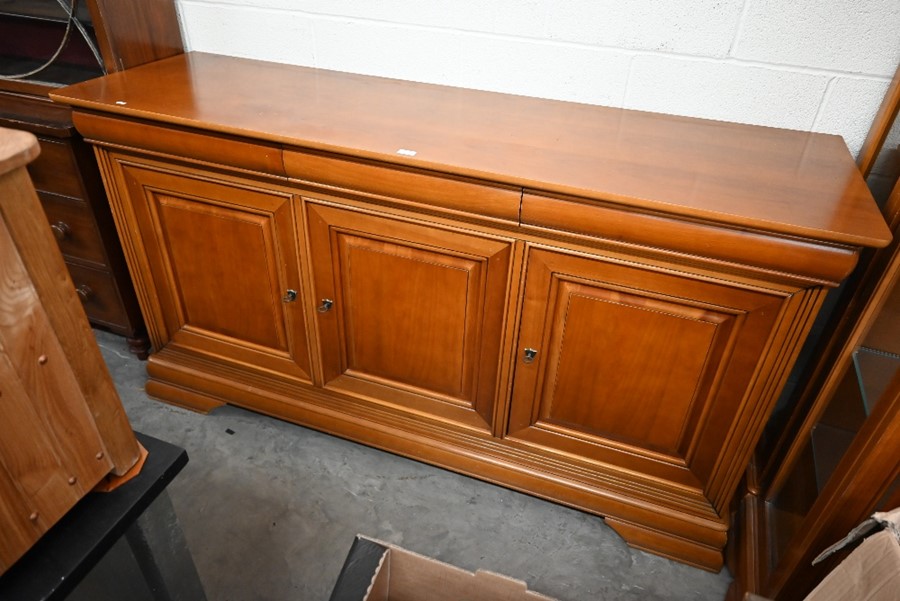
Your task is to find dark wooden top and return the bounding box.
[50,52,891,247]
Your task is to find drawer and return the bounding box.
[27,137,85,199]
[284,148,521,224]
[72,112,286,176]
[66,263,129,329]
[521,192,859,285]
[38,192,107,266]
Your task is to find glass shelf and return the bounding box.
[767,345,900,569]
[853,347,900,414]
[767,424,828,564]
[811,422,856,492]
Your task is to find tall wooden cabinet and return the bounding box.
[728,176,900,600]
[51,52,892,571]
[0,0,183,356]
[728,67,900,600]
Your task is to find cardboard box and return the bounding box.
[804,508,900,601]
[329,536,558,601]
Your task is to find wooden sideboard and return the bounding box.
[50,52,892,571]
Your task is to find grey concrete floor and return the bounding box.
[96,330,732,601]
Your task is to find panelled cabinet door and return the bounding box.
[111,156,312,382]
[306,201,513,433]
[508,246,793,513]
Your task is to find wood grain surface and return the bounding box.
[52,52,890,247]
[46,55,895,571]
[0,127,126,573]
[0,128,40,176]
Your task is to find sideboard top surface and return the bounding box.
[50,52,891,248]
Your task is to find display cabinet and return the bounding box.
[728,65,900,600]
[0,0,183,356]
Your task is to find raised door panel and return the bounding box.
[537,284,722,455]
[114,158,311,382]
[307,202,513,433]
[508,247,790,509]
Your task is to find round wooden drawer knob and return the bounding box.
[50,221,71,240]
[76,284,93,303]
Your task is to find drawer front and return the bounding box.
[27,137,85,199]
[285,149,521,224]
[38,192,107,266]
[66,263,128,329]
[73,112,285,176]
[521,192,859,286]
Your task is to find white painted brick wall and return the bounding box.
[733,0,900,76]
[541,0,746,56]
[175,0,900,157]
[181,3,315,66]
[815,77,893,157]
[625,55,830,130]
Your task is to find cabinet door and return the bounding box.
[307,202,513,433]
[114,158,312,382]
[508,246,792,508]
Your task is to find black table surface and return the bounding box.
[0,432,188,601]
